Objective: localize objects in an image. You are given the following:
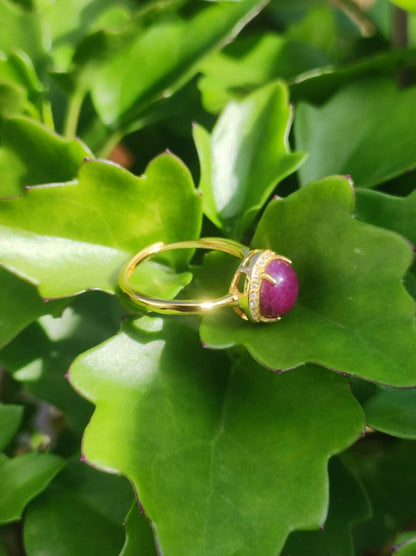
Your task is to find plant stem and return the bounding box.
[97,129,125,159]
[332,0,376,37]
[41,99,55,131]
[63,90,85,139]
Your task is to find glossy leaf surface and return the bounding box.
[198,30,330,113]
[0,452,64,523]
[194,81,305,237]
[0,153,201,298]
[24,458,133,556]
[0,403,23,452]
[200,176,416,386]
[70,317,363,556]
[86,0,269,127]
[295,79,416,188]
[281,458,369,556]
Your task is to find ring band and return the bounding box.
[118,238,299,323]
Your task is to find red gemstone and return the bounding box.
[259,259,299,319]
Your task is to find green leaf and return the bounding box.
[0,292,123,433]
[0,403,23,452]
[0,117,91,197]
[40,0,133,70]
[0,153,201,298]
[0,50,44,100]
[294,78,416,188]
[0,0,45,64]
[364,387,416,439]
[0,268,67,349]
[120,502,158,556]
[355,189,416,247]
[0,50,49,123]
[198,31,330,113]
[0,81,27,119]
[290,49,416,104]
[84,0,269,128]
[24,457,133,556]
[193,81,305,238]
[69,317,363,556]
[200,176,416,386]
[343,441,416,554]
[0,452,64,523]
[354,189,416,300]
[391,531,416,555]
[281,458,370,556]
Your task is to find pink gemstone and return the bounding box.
[259,259,299,319]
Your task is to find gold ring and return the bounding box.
[118,238,299,323]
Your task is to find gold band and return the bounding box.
[118,238,295,322]
[119,238,249,316]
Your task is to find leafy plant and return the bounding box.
[1,1,416,555]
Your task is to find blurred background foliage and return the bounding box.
[1,0,416,555]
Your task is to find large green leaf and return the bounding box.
[200,176,416,386]
[0,117,91,197]
[120,502,158,556]
[0,269,66,349]
[0,153,201,298]
[193,81,305,238]
[294,78,416,188]
[0,452,64,523]
[364,387,416,439]
[198,31,330,113]
[0,403,23,452]
[70,0,269,129]
[0,0,45,64]
[40,0,133,70]
[24,457,133,556]
[281,458,370,556]
[69,316,363,556]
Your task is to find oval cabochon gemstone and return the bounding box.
[259,259,299,319]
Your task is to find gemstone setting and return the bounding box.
[245,250,298,322]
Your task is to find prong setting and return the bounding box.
[229,249,297,323]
